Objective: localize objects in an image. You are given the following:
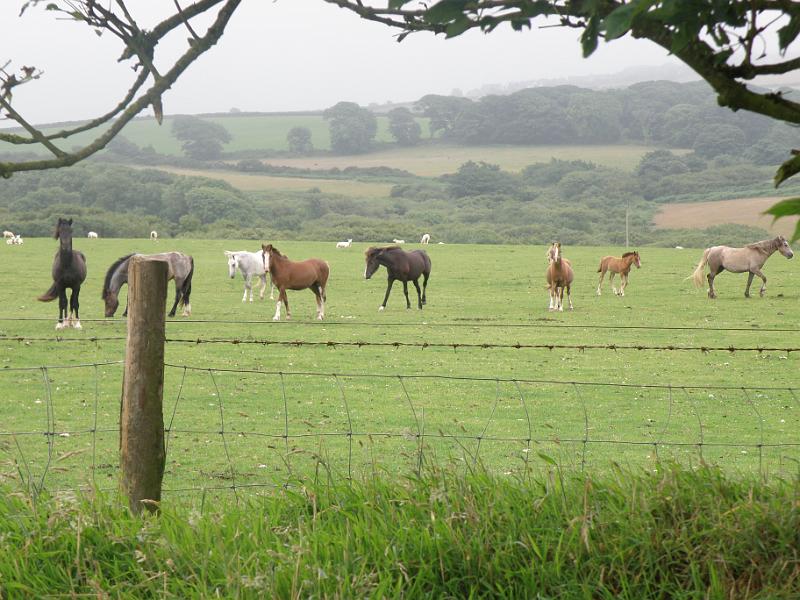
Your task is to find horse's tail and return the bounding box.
[181,257,195,305]
[688,248,711,288]
[38,282,58,302]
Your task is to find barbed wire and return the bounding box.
[2,335,799,354]
[2,358,798,506]
[1,316,797,333]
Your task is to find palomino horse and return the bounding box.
[546,242,574,311]
[38,218,87,329]
[102,252,194,317]
[690,236,794,298]
[225,250,274,302]
[261,244,329,321]
[150,230,158,241]
[364,246,431,311]
[596,251,641,296]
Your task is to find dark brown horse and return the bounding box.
[261,244,329,320]
[364,246,431,311]
[545,242,573,311]
[596,251,641,297]
[38,218,87,330]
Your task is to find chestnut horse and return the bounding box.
[262,244,329,320]
[364,246,431,311]
[38,218,87,329]
[545,242,573,311]
[596,251,641,296]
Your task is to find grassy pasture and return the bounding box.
[1,238,798,504]
[258,143,662,176]
[141,165,395,196]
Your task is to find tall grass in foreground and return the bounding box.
[0,465,798,598]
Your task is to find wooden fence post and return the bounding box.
[120,256,168,514]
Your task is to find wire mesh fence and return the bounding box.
[1,357,798,505]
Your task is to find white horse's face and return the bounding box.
[226,253,238,278]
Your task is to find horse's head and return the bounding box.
[364,247,384,279]
[55,218,73,240]
[546,242,561,264]
[103,290,119,317]
[624,251,641,268]
[777,236,794,259]
[261,244,277,272]
[224,251,238,278]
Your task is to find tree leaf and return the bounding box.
[778,14,800,51]
[581,17,600,58]
[424,0,469,25]
[603,3,638,40]
[774,154,800,187]
[764,197,800,219]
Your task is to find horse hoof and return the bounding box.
[273,316,280,321]
[55,322,67,331]
[72,321,82,329]
[378,306,384,312]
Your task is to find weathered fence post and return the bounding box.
[120,256,168,514]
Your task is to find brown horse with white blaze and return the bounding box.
[262,244,329,320]
[596,251,641,296]
[546,242,574,311]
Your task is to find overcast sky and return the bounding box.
[2,1,689,125]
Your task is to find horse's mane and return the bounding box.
[622,251,638,258]
[102,254,135,299]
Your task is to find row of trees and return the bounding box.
[162,81,794,161]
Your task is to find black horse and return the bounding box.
[38,218,87,330]
[364,246,431,311]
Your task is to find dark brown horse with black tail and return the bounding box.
[38,218,87,330]
[364,246,431,311]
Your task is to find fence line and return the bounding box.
[3,335,799,354]
[2,360,799,503]
[1,315,798,333]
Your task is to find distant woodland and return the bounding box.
[1,81,796,245]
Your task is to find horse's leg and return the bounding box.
[168,282,181,317]
[412,279,423,309]
[283,288,291,320]
[258,274,267,300]
[745,272,755,298]
[182,278,192,317]
[754,269,768,297]
[619,273,627,297]
[707,272,717,299]
[421,272,429,305]
[380,277,395,311]
[596,269,605,296]
[56,286,68,330]
[567,284,573,310]
[269,275,275,300]
[243,274,251,302]
[609,272,618,295]
[548,285,555,311]
[70,286,82,329]
[272,288,284,321]
[313,286,324,320]
[402,281,411,309]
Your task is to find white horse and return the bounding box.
[7,235,23,245]
[420,233,431,244]
[225,250,274,302]
[87,231,99,239]
[336,239,353,248]
[393,238,405,244]
[150,230,158,241]
[3,231,14,239]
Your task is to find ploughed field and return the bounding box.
[1,238,798,504]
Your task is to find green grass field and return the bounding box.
[1,239,798,503]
